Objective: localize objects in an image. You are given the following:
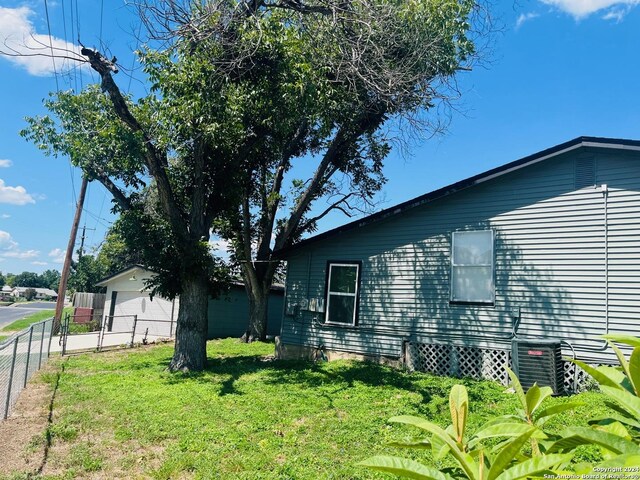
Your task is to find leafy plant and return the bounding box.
[575,335,640,440]
[360,384,572,479]
[498,368,583,456]
[547,335,640,465]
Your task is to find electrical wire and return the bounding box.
[43,0,60,92]
[99,0,104,49]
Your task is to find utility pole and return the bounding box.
[78,224,96,258]
[54,176,88,333]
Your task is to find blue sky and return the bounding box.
[0,0,639,275]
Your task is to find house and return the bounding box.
[11,286,58,300]
[274,137,640,389]
[95,265,284,339]
[0,285,12,300]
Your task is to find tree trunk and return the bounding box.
[243,282,270,342]
[169,274,210,372]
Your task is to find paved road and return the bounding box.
[0,303,56,331]
[13,301,57,310]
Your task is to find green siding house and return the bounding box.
[98,266,284,339]
[275,137,640,389]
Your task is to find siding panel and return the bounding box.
[282,149,640,364]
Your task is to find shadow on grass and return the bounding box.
[158,351,485,411]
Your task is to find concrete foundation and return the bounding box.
[274,337,404,368]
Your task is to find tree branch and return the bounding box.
[297,192,356,232]
[81,47,188,241]
[91,172,132,211]
[274,106,386,251]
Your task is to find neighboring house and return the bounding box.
[0,285,12,300]
[275,137,640,388]
[96,265,284,339]
[11,287,58,300]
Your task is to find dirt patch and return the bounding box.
[0,363,58,477]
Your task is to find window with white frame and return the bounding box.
[325,262,360,325]
[451,230,494,303]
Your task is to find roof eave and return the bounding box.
[274,136,640,257]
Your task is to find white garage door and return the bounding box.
[109,291,176,337]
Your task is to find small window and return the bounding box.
[325,262,360,325]
[451,230,494,304]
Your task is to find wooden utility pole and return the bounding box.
[54,176,88,333]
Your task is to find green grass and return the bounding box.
[5,339,608,479]
[0,307,73,334]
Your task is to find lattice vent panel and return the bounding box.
[563,360,600,393]
[408,343,511,386]
[409,342,604,392]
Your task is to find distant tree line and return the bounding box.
[0,269,61,291]
[0,228,142,297]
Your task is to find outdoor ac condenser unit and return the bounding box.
[511,338,564,395]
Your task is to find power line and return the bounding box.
[43,0,60,92]
[127,20,144,94]
[99,0,105,48]
[69,0,77,92]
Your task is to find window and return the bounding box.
[451,230,494,304]
[325,262,360,325]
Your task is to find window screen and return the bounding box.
[451,230,494,303]
[326,263,360,325]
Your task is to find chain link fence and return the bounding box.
[0,317,54,419]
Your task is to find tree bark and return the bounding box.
[240,258,278,342]
[169,274,210,372]
[244,282,270,342]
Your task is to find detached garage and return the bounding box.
[96,265,284,339]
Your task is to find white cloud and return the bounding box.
[0,179,35,205]
[540,0,640,19]
[0,249,39,259]
[516,12,540,28]
[1,214,10,219]
[0,159,12,168]
[0,6,83,76]
[0,230,41,260]
[602,6,630,19]
[0,230,18,250]
[31,261,48,266]
[48,248,66,263]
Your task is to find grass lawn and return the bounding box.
[0,307,73,336]
[4,339,608,479]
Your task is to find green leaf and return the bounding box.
[387,440,433,449]
[596,454,640,468]
[487,429,535,480]
[535,402,584,421]
[589,410,640,430]
[600,386,640,421]
[525,384,552,417]
[358,455,449,480]
[494,454,573,480]
[507,368,528,413]
[602,334,640,348]
[390,416,479,479]
[628,347,640,396]
[599,421,631,439]
[469,424,543,449]
[548,427,640,455]
[609,342,631,380]
[450,384,468,443]
[572,360,626,389]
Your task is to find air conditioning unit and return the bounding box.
[511,338,564,395]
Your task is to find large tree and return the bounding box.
[21,0,488,369]
[214,0,488,340]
